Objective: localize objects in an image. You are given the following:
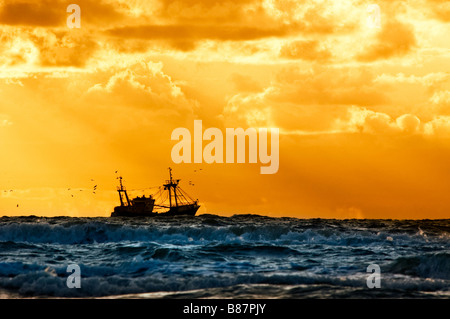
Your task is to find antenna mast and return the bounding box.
[164,167,180,208]
[117,176,131,206]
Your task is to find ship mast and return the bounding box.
[117,176,131,206]
[164,167,180,208]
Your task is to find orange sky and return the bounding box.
[0,0,449,219]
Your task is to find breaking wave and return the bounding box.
[0,215,447,246]
[0,215,448,298]
[386,252,450,280]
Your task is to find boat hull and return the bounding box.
[110,206,157,217]
[111,204,200,217]
[159,204,200,216]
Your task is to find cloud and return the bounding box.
[153,0,355,37]
[104,16,299,52]
[271,66,386,106]
[230,73,263,92]
[106,24,292,42]
[0,26,99,68]
[0,1,65,26]
[30,29,99,67]
[279,40,331,61]
[0,0,449,219]
[430,90,450,105]
[396,114,421,134]
[155,0,260,24]
[334,106,450,138]
[0,0,126,27]
[264,0,357,35]
[333,106,398,134]
[424,116,450,136]
[375,72,450,87]
[222,66,387,131]
[332,106,427,136]
[223,88,274,128]
[87,60,197,116]
[357,19,416,62]
[73,0,127,26]
[104,0,358,54]
[426,0,450,22]
[222,62,450,139]
[224,92,447,138]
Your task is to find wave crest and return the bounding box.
[386,252,450,280]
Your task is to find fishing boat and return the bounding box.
[111,168,200,217]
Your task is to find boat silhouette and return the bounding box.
[111,168,200,217]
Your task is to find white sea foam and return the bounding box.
[0,216,448,298]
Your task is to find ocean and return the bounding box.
[0,215,448,299]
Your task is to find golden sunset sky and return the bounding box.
[0,0,449,218]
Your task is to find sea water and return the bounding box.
[0,215,448,298]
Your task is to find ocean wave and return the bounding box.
[0,216,448,298]
[386,252,450,280]
[0,260,448,298]
[0,216,447,246]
